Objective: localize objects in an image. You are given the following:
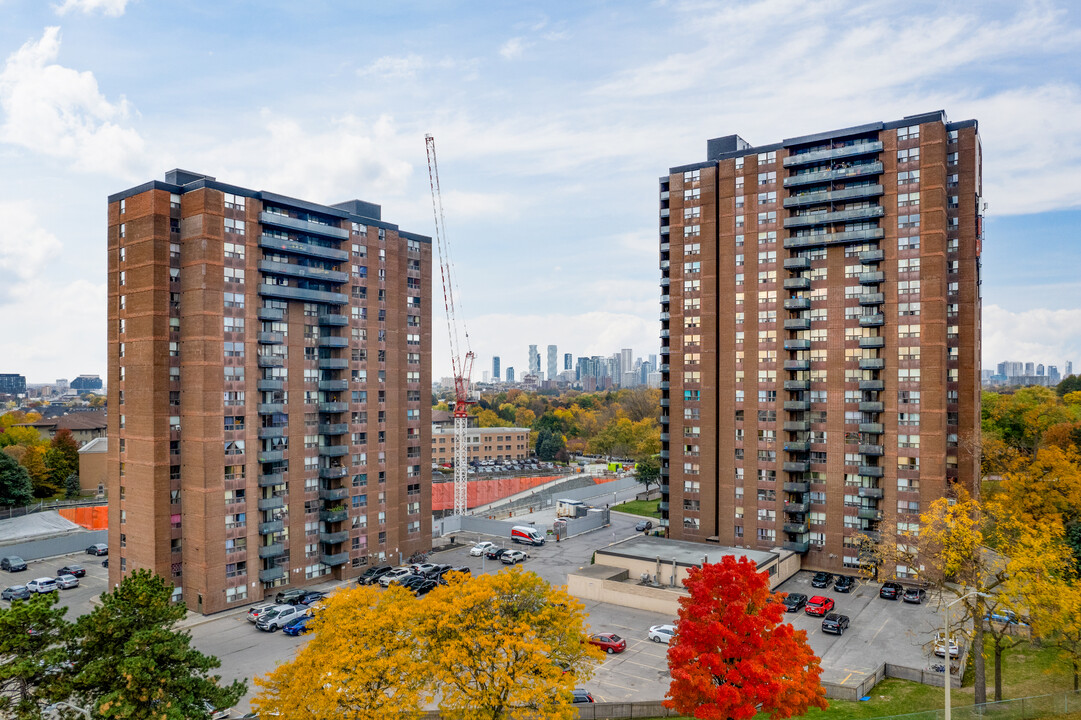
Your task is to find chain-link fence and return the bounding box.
[873,689,1080,720]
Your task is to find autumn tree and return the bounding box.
[21,445,55,498]
[72,569,245,719]
[254,585,430,719]
[634,455,660,493]
[0,452,34,507]
[1034,579,1081,691]
[664,555,827,720]
[423,567,603,720]
[46,429,80,490]
[0,592,72,719]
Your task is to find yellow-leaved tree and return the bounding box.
[422,566,604,720]
[252,585,431,719]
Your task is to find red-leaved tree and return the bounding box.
[664,555,828,719]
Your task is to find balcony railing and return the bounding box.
[859,358,885,370]
[782,141,883,168]
[783,183,884,209]
[783,205,885,229]
[258,233,349,261]
[259,259,348,284]
[783,481,809,493]
[782,161,884,188]
[784,228,886,250]
[259,211,348,240]
[859,336,885,349]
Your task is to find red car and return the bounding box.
[588,632,627,654]
[804,596,835,616]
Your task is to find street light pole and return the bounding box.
[47,701,91,718]
[944,591,990,720]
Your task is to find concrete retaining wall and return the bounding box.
[567,569,686,616]
[0,529,107,561]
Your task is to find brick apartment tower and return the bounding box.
[107,170,432,613]
[659,111,982,575]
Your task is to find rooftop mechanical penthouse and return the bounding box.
[107,170,432,614]
[659,111,982,574]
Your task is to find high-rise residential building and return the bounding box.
[528,345,540,376]
[107,169,431,614]
[1049,365,1061,383]
[492,356,501,381]
[71,375,103,390]
[621,349,633,375]
[547,345,558,382]
[506,367,515,382]
[1025,362,1035,376]
[564,353,572,371]
[1036,364,1045,376]
[1066,361,1074,377]
[0,374,26,395]
[660,112,982,575]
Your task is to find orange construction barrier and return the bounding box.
[432,475,561,512]
[57,505,108,531]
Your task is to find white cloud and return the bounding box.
[982,305,1081,368]
[54,0,130,16]
[0,201,62,293]
[358,54,427,80]
[1,278,106,379]
[0,26,146,177]
[499,38,530,60]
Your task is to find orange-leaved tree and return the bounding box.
[664,555,827,720]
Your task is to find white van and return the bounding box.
[511,525,545,546]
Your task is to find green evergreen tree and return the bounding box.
[0,452,34,507]
[0,592,73,719]
[64,473,81,500]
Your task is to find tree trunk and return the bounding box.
[974,608,987,705]
[1074,661,1078,692]
[994,640,1003,702]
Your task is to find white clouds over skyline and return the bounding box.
[53,0,130,16]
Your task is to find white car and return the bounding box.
[500,549,529,564]
[246,602,277,624]
[27,577,58,594]
[933,633,961,658]
[649,624,676,643]
[470,541,496,557]
[379,567,414,587]
[55,574,79,590]
[256,604,306,632]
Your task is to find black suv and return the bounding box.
[811,572,833,588]
[782,593,807,612]
[275,589,309,605]
[879,581,903,600]
[357,565,392,585]
[821,613,850,635]
[834,575,855,593]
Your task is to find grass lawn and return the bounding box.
[611,499,660,518]
[640,641,1075,720]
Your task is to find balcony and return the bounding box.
[784,421,810,432]
[258,450,285,463]
[659,294,670,304]
[659,329,669,339]
[257,379,284,392]
[659,432,669,442]
[784,401,809,411]
[782,161,884,187]
[860,530,882,542]
[319,423,348,435]
[659,450,670,460]
[319,486,348,501]
[784,318,811,331]
[782,141,883,168]
[316,335,349,348]
[257,403,285,415]
[658,501,669,512]
[858,486,885,499]
[783,257,811,271]
[319,466,348,480]
[258,495,285,511]
[859,401,884,412]
[259,233,349,261]
[784,461,809,473]
[784,339,810,350]
[784,380,809,391]
[320,531,349,545]
[859,314,885,327]
[318,313,348,326]
[257,543,285,559]
[259,211,349,240]
[257,307,284,321]
[258,426,287,439]
[859,336,885,349]
[258,283,348,305]
[659,381,670,390]
[659,415,669,425]
[660,277,670,287]
[859,380,884,391]
[784,298,811,311]
[784,359,810,371]
[859,465,884,478]
[783,183,884,208]
[319,402,348,413]
[859,422,884,434]
[320,551,349,566]
[784,442,809,452]
[857,507,883,521]
[259,259,348,285]
[320,508,348,523]
[785,500,810,514]
[318,357,349,370]
[319,445,348,457]
[858,293,885,306]
[258,473,284,487]
[659,398,669,407]
[783,540,810,553]
[783,521,809,534]
[859,358,885,370]
[259,519,284,535]
[783,277,811,290]
[259,566,286,582]
[318,379,349,392]
[859,249,885,264]
[859,444,885,456]
[257,355,285,368]
[783,481,809,493]
[784,228,886,249]
[783,205,885,229]
[859,271,885,285]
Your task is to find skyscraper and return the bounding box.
[528,345,540,376]
[108,170,431,613]
[492,356,501,381]
[506,367,515,382]
[1067,361,1073,377]
[1025,362,1035,376]
[660,112,982,574]
[547,345,558,382]
[564,353,573,371]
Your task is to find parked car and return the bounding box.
[572,688,595,704]
[246,603,277,623]
[296,591,326,606]
[648,624,676,643]
[55,574,79,590]
[485,547,508,561]
[811,572,833,588]
[804,596,834,616]
[782,588,808,609]
[204,701,231,720]
[834,575,855,593]
[275,589,309,605]
[358,565,393,585]
[500,549,529,565]
[902,587,927,604]
[879,581,903,600]
[588,632,627,654]
[934,633,960,658]
[438,567,471,584]
[985,609,1029,626]
[257,604,306,632]
[27,578,58,594]
[420,564,451,578]
[1,557,27,572]
[379,567,415,587]
[398,575,428,590]
[469,538,495,553]
[56,564,86,578]
[411,579,438,596]
[821,613,850,635]
[1,585,30,601]
[635,520,653,532]
[410,562,438,576]
[101,558,108,568]
[86,544,108,556]
[282,615,315,636]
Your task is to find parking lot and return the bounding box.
[0,548,111,619]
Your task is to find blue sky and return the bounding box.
[0,0,1079,383]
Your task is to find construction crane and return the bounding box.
[425,134,475,516]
